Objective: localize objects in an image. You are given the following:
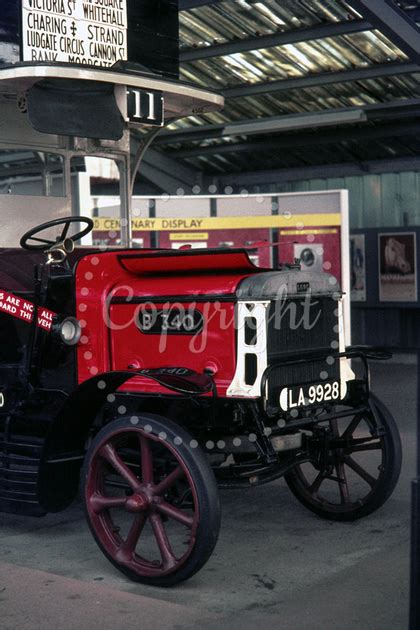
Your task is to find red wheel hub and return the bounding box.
[125,493,149,513]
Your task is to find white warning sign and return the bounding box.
[22,0,128,68]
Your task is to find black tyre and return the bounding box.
[285,394,402,521]
[82,414,221,586]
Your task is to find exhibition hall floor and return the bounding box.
[0,358,414,629]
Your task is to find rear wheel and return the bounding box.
[82,414,221,586]
[285,395,402,521]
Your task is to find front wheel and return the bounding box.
[82,414,221,586]
[285,394,402,521]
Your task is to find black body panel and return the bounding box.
[127,0,179,79]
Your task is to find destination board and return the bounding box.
[22,0,128,67]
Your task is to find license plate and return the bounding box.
[279,380,347,412]
[137,307,204,335]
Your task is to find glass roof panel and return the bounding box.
[180,31,407,89]
[173,1,420,176]
[165,72,420,132]
[180,0,361,49]
[396,0,420,11]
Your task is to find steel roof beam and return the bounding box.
[171,121,420,159]
[221,61,420,99]
[180,19,369,62]
[156,110,366,144]
[156,98,420,144]
[142,147,201,186]
[138,155,203,193]
[130,137,203,193]
[217,157,420,186]
[180,7,420,62]
[138,163,189,194]
[179,1,221,10]
[349,0,420,63]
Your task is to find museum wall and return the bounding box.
[267,170,420,229]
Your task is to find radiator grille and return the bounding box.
[266,297,340,397]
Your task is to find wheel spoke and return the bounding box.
[342,414,363,439]
[309,471,326,496]
[154,466,184,496]
[345,455,377,488]
[139,436,154,484]
[329,418,339,437]
[89,493,127,514]
[349,441,382,453]
[99,443,141,491]
[149,513,177,570]
[117,514,147,562]
[344,436,382,453]
[156,501,194,528]
[331,436,382,453]
[336,462,351,504]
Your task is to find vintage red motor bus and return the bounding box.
[0,217,401,585]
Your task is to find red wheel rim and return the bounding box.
[85,426,200,578]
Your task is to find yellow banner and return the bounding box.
[280,228,338,235]
[169,232,209,241]
[93,213,341,232]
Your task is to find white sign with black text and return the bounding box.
[22,0,128,68]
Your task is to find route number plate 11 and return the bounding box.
[127,88,164,127]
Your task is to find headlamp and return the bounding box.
[59,317,82,346]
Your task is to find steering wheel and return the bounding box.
[20,216,94,251]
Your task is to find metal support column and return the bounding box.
[118,155,132,247]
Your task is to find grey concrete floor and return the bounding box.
[0,358,416,629]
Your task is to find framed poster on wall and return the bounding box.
[379,232,417,302]
[350,234,366,301]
